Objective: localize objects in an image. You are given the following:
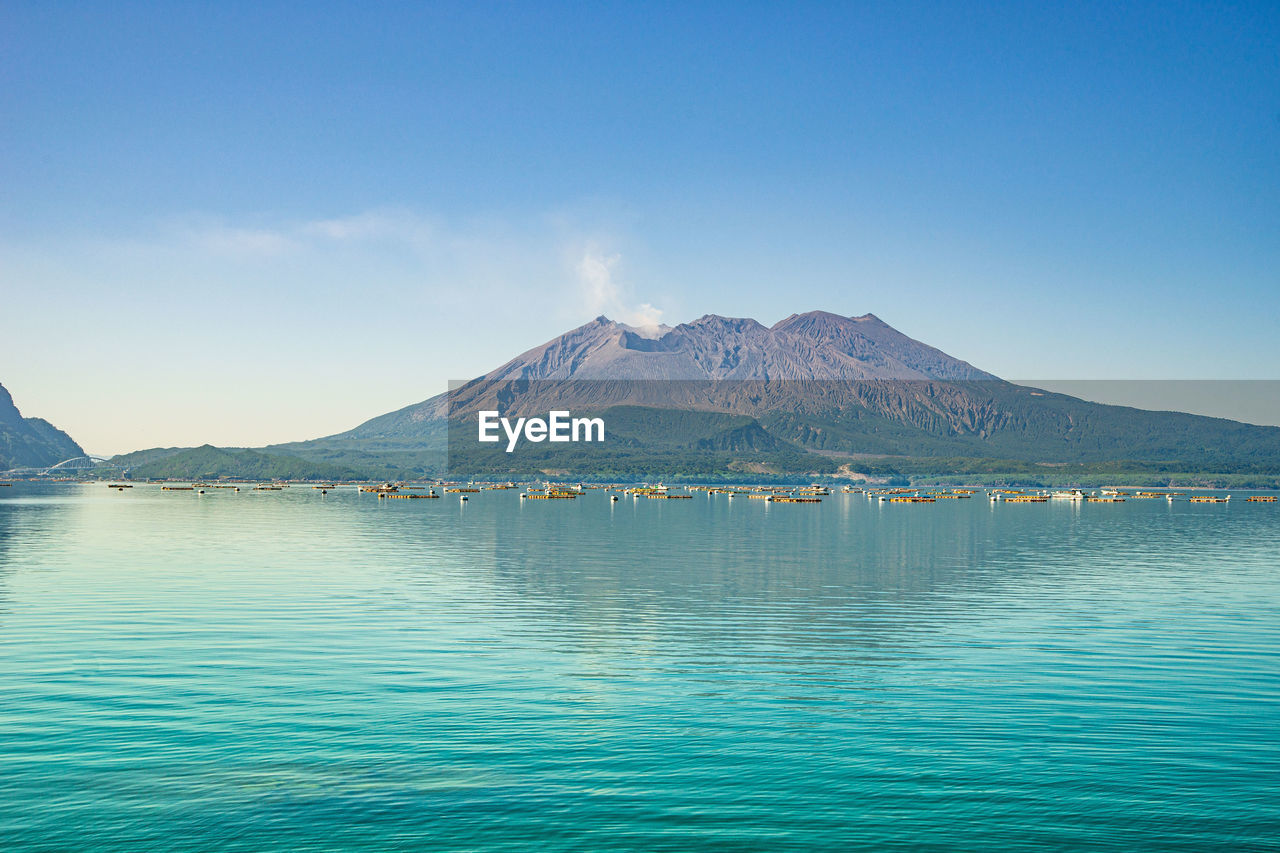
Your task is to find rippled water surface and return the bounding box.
[2,483,1278,851]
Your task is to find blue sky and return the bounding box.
[2,1,1277,454]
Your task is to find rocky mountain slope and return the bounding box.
[321,311,998,440]
[0,383,84,470]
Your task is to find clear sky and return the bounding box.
[2,1,1277,455]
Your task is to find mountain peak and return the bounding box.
[685,314,768,332]
[771,310,856,332]
[470,310,994,383]
[0,383,20,425]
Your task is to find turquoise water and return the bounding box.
[2,483,1278,851]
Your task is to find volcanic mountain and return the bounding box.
[325,312,998,434]
[272,312,1280,481]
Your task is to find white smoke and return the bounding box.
[576,251,665,334]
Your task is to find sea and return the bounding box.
[2,482,1278,851]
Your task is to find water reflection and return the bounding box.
[2,483,1278,852]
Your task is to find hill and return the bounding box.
[0,383,84,470]
[112,445,359,481]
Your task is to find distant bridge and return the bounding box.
[3,455,112,476]
[48,455,109,470]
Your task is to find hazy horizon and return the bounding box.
[7,317,1280,459]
